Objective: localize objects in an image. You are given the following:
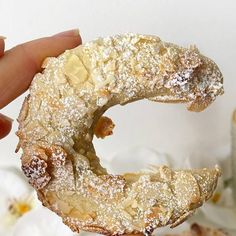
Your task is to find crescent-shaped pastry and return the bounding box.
[16,33,223,235]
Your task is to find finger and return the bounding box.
[53,29,80,37]
[0,113,13,139]
[0,36,5,57]
[0,31,82,109]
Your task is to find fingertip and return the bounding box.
[52,29,80,37]
[55,33,82,47]
[55,34,82,49]
[0,114,13,139]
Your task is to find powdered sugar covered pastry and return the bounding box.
[16,33,223,235]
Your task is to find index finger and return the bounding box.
[0,34,82,109]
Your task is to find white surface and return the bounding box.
[0,0,236,168]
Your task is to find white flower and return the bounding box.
[200,203,236,230]
[182,145,236,233]
[0,167,76,236]
[12,207,76,236]
[0,167,38,235]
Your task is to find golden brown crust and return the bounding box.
[17,33,223,235]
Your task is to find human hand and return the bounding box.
[0,29,82,139]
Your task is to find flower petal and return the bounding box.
[13,207,75,236]
[109,146,170,174]
[201,203,236,230]
[0,167,32,197]
[0,167,37,231]
[183,145,230,172]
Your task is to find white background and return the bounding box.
[0,0,236,168]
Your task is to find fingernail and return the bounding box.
[0,114,14,123]
[0,36,7,40]
[53,29,80,37]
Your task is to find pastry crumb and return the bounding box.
[94,116,115,139]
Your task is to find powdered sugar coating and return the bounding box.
[17,33,223,235]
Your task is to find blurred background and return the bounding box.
[0,0,236,235]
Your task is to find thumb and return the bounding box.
[0,113,13,139]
